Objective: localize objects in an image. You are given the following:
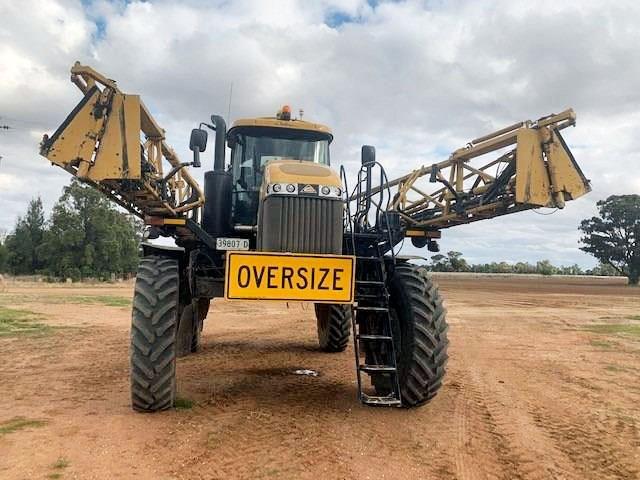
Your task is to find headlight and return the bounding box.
[267,183,296,195]
[318,185,342,198]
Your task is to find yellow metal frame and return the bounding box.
[358,109,590,230]
[40,62,204,218]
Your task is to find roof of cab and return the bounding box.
[229,117,332,137]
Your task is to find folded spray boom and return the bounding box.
[39,62,204,219]
[352,109,591,231]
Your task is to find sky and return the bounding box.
[1,0,639,267]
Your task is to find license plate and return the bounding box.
[225,251,355,303]
[216,237,250,251]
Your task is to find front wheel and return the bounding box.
[367,263,449,406]
[130,255,180,412]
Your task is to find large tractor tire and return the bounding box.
[367,263,449,407]
[130,255,180,412]
[315,304,352,352]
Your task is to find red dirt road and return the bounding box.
[1,276,639,479]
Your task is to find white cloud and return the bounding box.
[1,0,639,267]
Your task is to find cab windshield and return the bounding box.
[229,127,331,224]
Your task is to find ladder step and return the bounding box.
[352,232,381,238]
[356,256,383,261]
[357,334,393,341]
[355,306,388,312]
[355,280,385,286]
[355,293,387,299]
[360,365,397,373]
[361,394,402,407]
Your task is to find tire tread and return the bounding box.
[130,255,179,412]
[315,304,352,352]
[390,263,449,407]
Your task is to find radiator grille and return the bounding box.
[259,196,343,254]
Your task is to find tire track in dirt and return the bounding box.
[452,379,486,480]
[529,397,640,480]
[519,355,640,480]
[454,355,582,480]
[452,370,527,480]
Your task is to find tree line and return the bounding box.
[427,250,617,276]
[0,180,141,281]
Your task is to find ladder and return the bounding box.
[342,159,402,407]
[351,237,402,406]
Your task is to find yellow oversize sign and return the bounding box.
[225,251,355,303]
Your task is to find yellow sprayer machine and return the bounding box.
[40,63,591,411]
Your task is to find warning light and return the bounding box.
[279,105,291,121]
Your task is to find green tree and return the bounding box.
[430,251,470,272]
[430,253,449,272]
[447,251,469,272]
[5,197,46,275]
[558,264,583,275]
[536,260,557,276]
[588,262,618,276]
[39,180,141,280]
[579,195,640,285]
[514,261,535,274]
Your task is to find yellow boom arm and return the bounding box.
[357,109,591,232]
[39,62,204,218]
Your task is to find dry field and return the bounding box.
[0,275,639,480]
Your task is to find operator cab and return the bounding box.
[226,106,333,225]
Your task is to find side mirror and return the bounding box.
[361,145,376,167]
[189,128,208,168]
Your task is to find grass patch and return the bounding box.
[590,339,616,349]
[175,397,194,410]
[262,468,281,477]
[627,315,640,321]
[0,307,51,337]
[0,417,47,436]
[47,474,61,480]
[54,295,131,307]
[52,457,69,469]
[605,364,628,373]
[583,324,640,337]
[0,293,131,308]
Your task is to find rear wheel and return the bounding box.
[367,263,449,406]
[177,298,211,356]
[176,304,195,357]
[315,304,352,352]
[130,255,179,412]
[191,298,210,353]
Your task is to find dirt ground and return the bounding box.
[0,276,639,480]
